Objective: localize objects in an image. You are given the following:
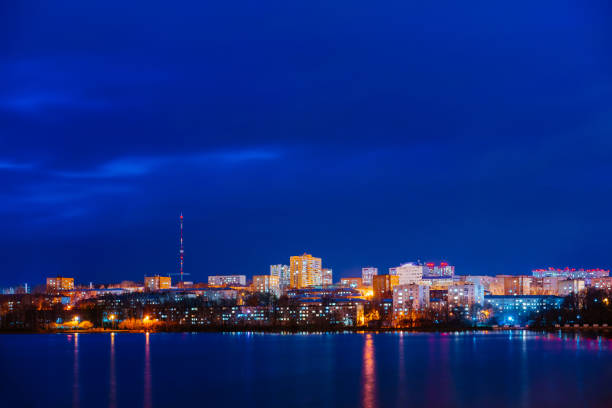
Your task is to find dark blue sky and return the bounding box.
[1,1,611,286]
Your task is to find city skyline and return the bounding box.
[2,209,612,287]
[2,209,612,288]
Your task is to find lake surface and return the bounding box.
[1,331,611,408]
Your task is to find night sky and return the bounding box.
[2,1,612,286]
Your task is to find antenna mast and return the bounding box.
[179,212,184,282]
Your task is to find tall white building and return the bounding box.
[395,262,425,285]
[361,267,378,286]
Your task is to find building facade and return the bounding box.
[270,265,290,290]
[485,295,563,324]
[497,275,531,296]
[421,276,455,290]
[290,253,322,288]
[373,274,399,299]
[340,277,363,289]
[424,262,455,277]
[463,275,498,292]
[532,268,610,283]
[447,283,484,306]
[252,275,280,297]
[361,267,378,286]
[144,276,171,291]
[557,279,585,297]
[46,277,75,292]
[208,275,247,286]
[530,277,563,296]
[591,277,612,291]
[322,268,333,286]
[395,263,425,286]
[393,284,430,316]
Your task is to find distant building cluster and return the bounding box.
[1,260,610,330]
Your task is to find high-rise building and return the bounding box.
[253,275,280,297]
[361,267,378,286]
[46,277,75,292]
[208,275,247,286]
[389,267,398,276]
[322,268,333,286]
[373,274,399,299]
[393,284,430,316]
[395,262,425,285]
[270,265,290,290]
[290,253,322,288]
[144,276,171,291]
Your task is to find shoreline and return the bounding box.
[1,326,611,337]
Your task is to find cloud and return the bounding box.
[191,148,282,164]
[0,92,107,113]
[56,157,162,179]
[56,148,282,179]
[0,160,35,171]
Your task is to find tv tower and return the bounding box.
[179,212,184,281]
[171,212,190,283]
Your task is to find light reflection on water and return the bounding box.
[144,332,151,408]
[109,333,116,408]
[396,332,405,407]
[361,334,377,408]
[2,330,611,408]
[72,333,79,408]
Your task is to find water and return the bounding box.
[1,331,611,408]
